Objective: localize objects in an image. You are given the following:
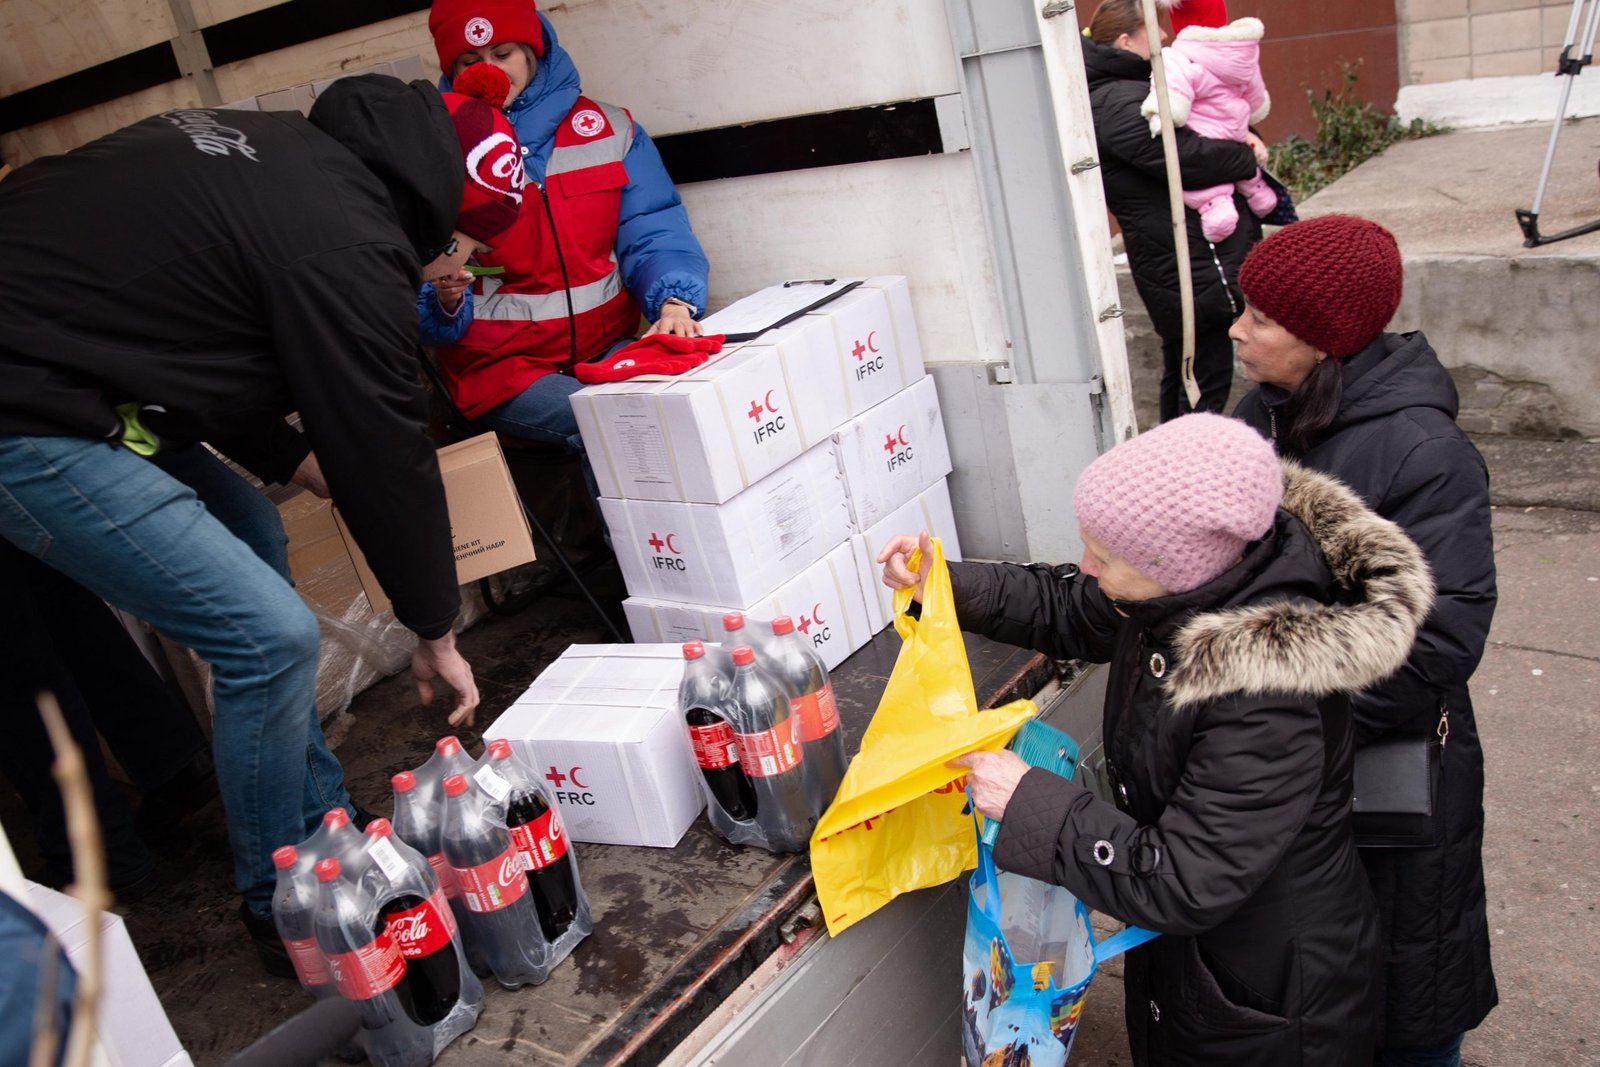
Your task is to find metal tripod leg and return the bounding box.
[1517,0,1600,245]
[516,494,626,642]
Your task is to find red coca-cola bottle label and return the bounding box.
[384,893,457,959]
[325,932,406,1000]
[451,847,530,913]
[508,809,569,871]
[284,936,331,988]
[428,851,459,898]
[735,720,803,778]
[793,682,841,743]
[688,720,740,770]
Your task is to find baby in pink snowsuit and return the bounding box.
[1141,16,1277,243]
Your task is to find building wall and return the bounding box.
[1399,0,1577,85]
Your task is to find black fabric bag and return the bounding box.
[1352,705,1448,848]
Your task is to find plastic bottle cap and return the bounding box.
[442,774,468,797]
[437,736,462,756]
[272,846,298,870]
[323,809,349,829]
[487,739,512,761]
[392,771,416,793]
[366,818,392,837]
[722,612,744,630]
[731,646,755,666]
[315,857,341,882]
[771,616,795,635]
[682,641,705,660]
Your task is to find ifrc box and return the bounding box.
[621,540,874,672]
[798,275,925,421]
[483,645,702,848]
[832,374,953,530]
[570,276,925,504]
[851,479,964,631]
[601,442,852,606]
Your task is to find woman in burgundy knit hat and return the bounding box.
[1232,214,1499,1067]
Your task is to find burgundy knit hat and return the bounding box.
[429,0,545,76]
[1074,414,1282,595]
[1238,214,1404,359]
[442,64,524,244]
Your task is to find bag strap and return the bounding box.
[1093,923,1160,964]
[969,800,1003,924]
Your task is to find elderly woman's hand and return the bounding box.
[949,749,1030,821]
[876,530,934,603]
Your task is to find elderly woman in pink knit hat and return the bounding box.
[880,413,1435,1066]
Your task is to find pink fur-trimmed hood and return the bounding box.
[1170,17,1264,89]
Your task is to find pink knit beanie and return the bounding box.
[1074,413,1282,594]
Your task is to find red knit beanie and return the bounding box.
[1165,0,1229,33]
[443,64,525,244]
[429,0,544,76]
[1074,413,1282,595]
[1237,215,1404,359]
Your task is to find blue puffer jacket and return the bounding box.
[440,13,709,320]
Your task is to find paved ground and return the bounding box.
[1299,119,1600,260]
[1064,435,1600,1067]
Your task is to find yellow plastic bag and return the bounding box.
[811,537,1035,935]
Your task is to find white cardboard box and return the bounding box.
[601,442,853,606]
[851,479,964,631]
[622,540,874,672]
[24,881,193,1067]
[483,645,703,848]
[571,276,924,504]
[833,374,953,530]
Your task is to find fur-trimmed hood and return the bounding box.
[1162,461,1435,709]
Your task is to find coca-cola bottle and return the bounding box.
[680,641,756,822]
[392,771,456,902]
[483,740,581,942]
[312,857,430,1067]
[726,646,812,852]
[270,845,336,1002]
[366,820,462,1027]
[439,773,551,989]
[767,616,849,816]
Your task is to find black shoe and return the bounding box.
[240,901,296,979]
[136,752,220,836]
[350,804,380,832]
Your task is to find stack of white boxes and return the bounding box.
[570,276,963,670]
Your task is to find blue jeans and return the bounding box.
[1376,1034,1465,1067]
[0,436,351,911]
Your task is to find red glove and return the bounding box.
[574,333,726,384]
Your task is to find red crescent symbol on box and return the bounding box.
[812,601,827,626]
[896,424,909,447]
[569,767,588,789]
[763,389,778,412]
[867,330,880,353]
[665,533,680,554]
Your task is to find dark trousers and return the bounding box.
[1158,325,1236,422]
[0,540,208,885]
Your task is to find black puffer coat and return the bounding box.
[1082,35,1260,343]
[951,465,1435,1066]
[1235,331,1499,1047]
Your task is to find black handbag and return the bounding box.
[1351,704,1448,849]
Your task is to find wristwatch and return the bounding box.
[661,296,697,315]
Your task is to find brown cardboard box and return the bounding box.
[335,433,536,615]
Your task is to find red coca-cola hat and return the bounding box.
[1164,0,1230,33]
[442,63,525,245]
